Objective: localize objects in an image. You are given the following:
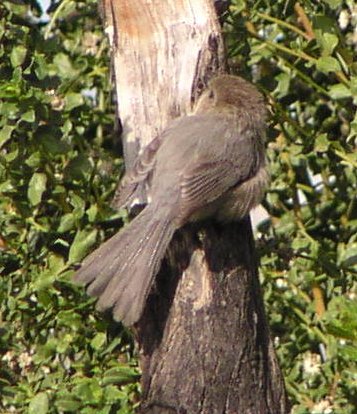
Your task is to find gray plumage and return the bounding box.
[73,75,269,326]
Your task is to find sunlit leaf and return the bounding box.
[68,229,98,264]
[316,56,341,73]
[328,83,352,99]
[10,45,27,67]
[28,392,49,414]
[27,172,47,206]
[0,124,15,148]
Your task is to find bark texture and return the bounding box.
[138,219,287,414]
[101,0,288,412]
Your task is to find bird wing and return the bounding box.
[111,135,162,210]
[177,115,260,215]
[181,160,237,206]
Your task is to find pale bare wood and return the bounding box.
[102,0,225,168]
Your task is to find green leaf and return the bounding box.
[4,147,19,162]
[38,130,70,155]
[68,229,98,264]
[319,33,339,56]
[53,53,79,80]
[27,172,47,206]
[316,56,341,73]
[313,16,339,55]
[102,366,140,386]
[69,192,86,212]
[65,92,84,111]
[0,101,18,117]
[322,0,341,9]
[86,204,98,222]
[324,297,357,341]
[103,385,123,404]
[34,54,49,80]
[338,242,357,270]
[231,0,246,13]
[0,124,15,149]
[347,111,357,141]
[339,344,357,360]
[90,332,107,350]
[21,109,35,123]
[28,392,49,414]
[350,76,357,98]
[10,45,27,67]
[328,84,352,100]
[64,154,92,181]
[275,73,290,97]
[334,149,357,168]
[73,379,103,404]
[314,133,330,153]
[32,254,66,290]
[55,395,81,412]
[25,152,42,168]
[0,179,14,193]
[57,213,76,233]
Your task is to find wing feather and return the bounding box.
[178,117,259,214]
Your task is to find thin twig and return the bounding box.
[257,12,311,41]
[294,2,315,40]
[245,23,316,62]
[44,0,72,39]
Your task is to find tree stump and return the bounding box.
[101,1,288,412]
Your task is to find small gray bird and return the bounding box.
[73,75,269,326]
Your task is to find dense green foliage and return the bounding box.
[0,0,356,413]
[227,1,357,413]
[0,1,139,413]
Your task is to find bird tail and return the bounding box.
[73,204,176,325]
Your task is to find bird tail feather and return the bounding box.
[73,205,176,325]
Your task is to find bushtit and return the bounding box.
[73,75,269,326]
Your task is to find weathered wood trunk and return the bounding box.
[102,0,225,171]
[101,1,288,413]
